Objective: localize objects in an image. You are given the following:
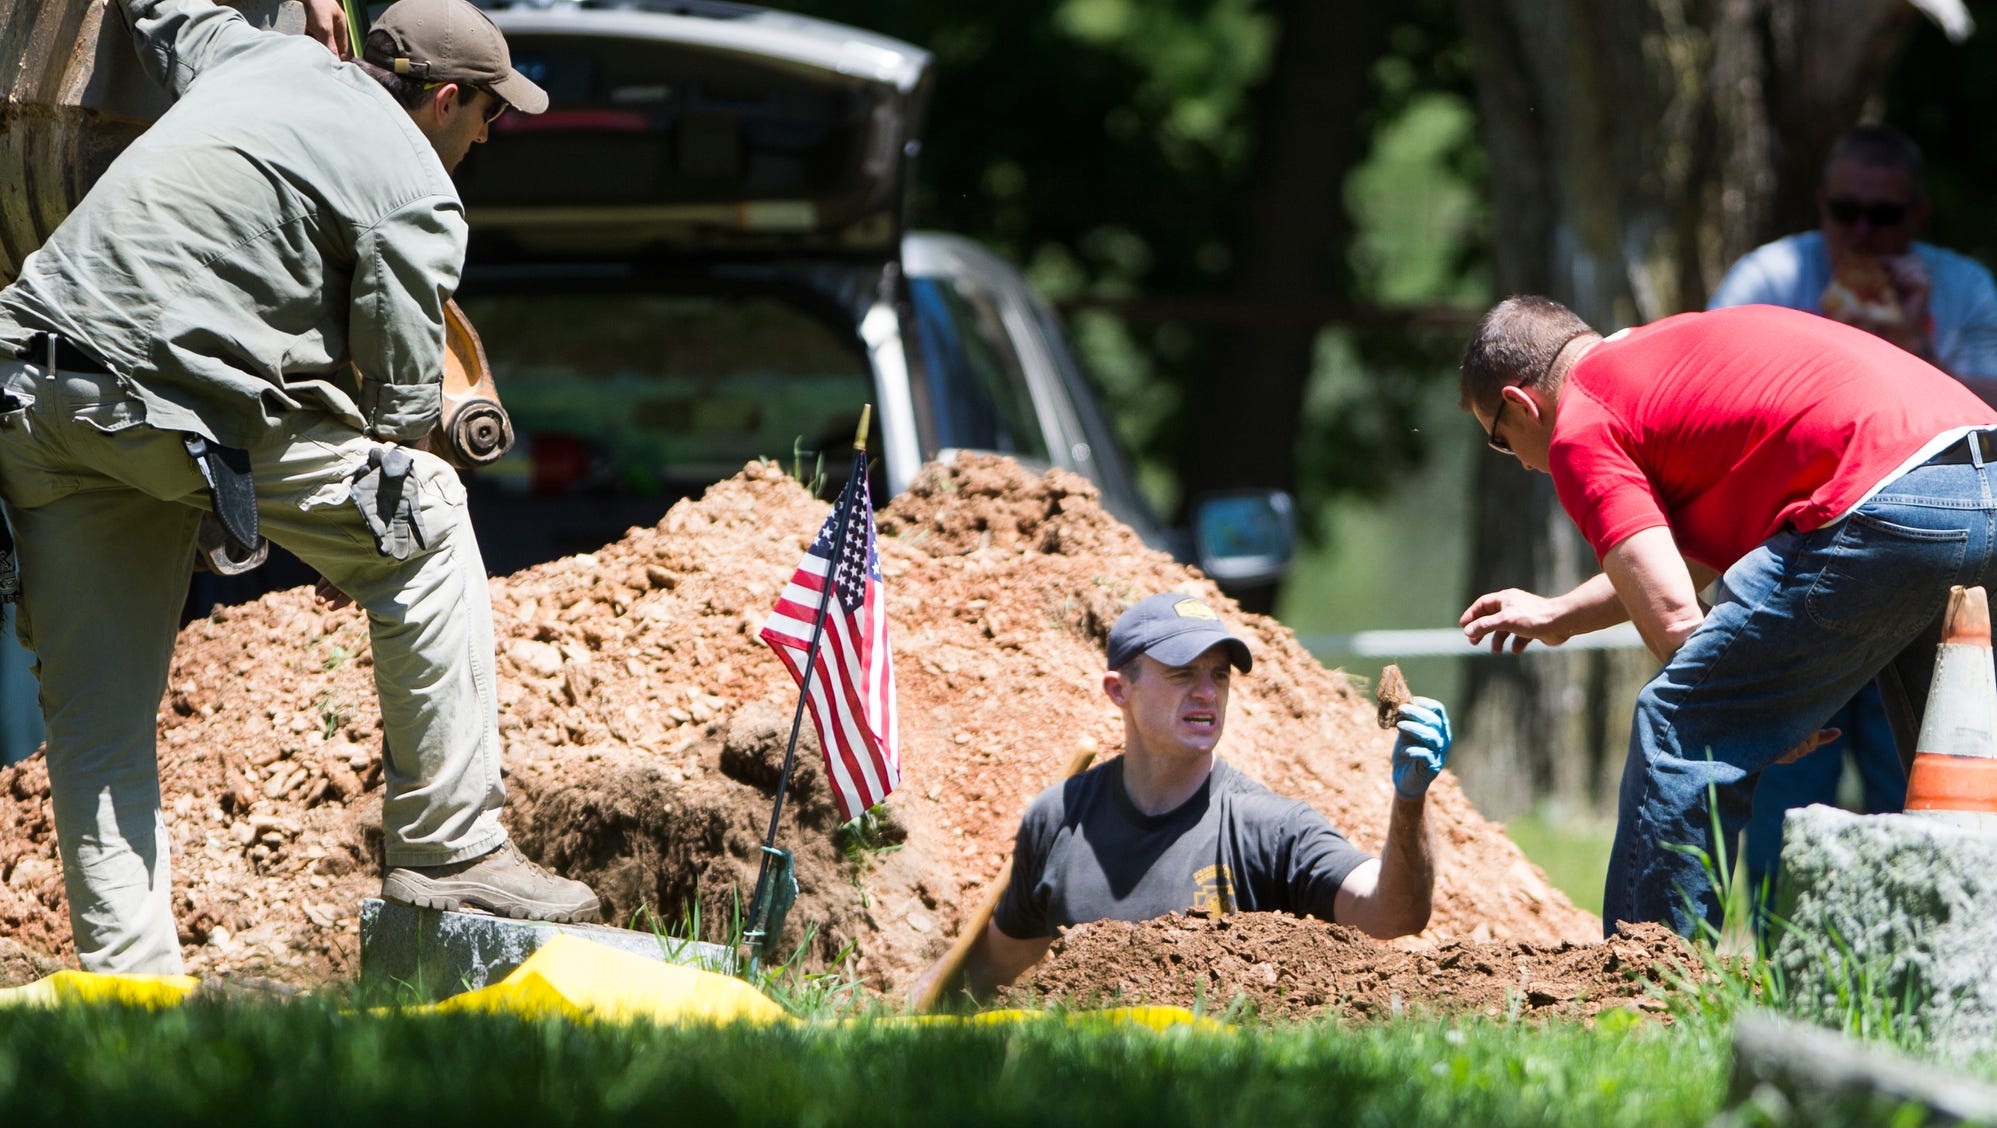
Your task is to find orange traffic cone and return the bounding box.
[1904,585,1997,826]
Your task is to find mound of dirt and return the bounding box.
[0,454,1601,1000]
[1006,914,1700,1022]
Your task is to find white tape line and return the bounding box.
[1297,622,1648,658]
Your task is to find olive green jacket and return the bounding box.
[0,0,462,446]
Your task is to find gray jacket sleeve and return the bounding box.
[118,0,265,96]
[350,197,467,441]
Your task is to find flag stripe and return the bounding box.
[758,468,899,822]
[765,635,884,818]
[802,613,879,796]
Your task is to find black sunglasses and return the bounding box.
[1826,197,1910,228]
[1484,395,1513,454]
[477,87,510,125]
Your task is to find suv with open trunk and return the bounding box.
[431,0,1296,583]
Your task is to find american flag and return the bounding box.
[759,468,900,822]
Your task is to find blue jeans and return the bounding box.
[1740,682,1904,919]
[1603,453,1997,937]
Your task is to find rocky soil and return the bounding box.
[1007,914,1701,1022]
[0,454,1611,1012]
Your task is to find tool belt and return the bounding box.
[15,330,113,376]
[0,331,265,584]
[0,336,85,603]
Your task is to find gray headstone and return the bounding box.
[358,898,736,1002]
[1771,806,1997,1060]
[1720,1010,1997,1126]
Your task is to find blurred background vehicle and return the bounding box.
[409,0,1296,585]
[1,0,1294,765]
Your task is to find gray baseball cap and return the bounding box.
[367,0,550,115]
[1106,594,1252,673]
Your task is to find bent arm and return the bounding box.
[1332,795,1434,939]
[1460,571,1629,654]
[1335,697,1448,938]
[960,922,1053,1001]
[118,1,264,96]
[1600,525,1706,662]
[350,199,467,441]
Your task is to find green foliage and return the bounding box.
[778,0,1482,525]
[625,892,876,1021]
[1762,923,1935,1053]
[788,436,828,498]
[1880,18,1997,267]
[1346,93,1487,307]
[749,921,877,1020]
[833,803,907,865]
[314,692,348,741]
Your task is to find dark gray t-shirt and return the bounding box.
[993,757,1372,938]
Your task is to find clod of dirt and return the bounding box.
[0,453,1603,1006]
[1006,914,1702,1023]
[1375,664,1412,729]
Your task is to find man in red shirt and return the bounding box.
[1457,296,1997,936]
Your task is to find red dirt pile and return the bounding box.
[1007,914,1700,1022]
[0,454,1602,1003]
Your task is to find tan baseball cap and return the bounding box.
[366,0,549,115]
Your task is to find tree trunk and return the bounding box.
[1178,0,1396,598]
[1453,0,1921,817]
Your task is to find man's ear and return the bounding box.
[424,82,462,126]
[1505,382,1552,425]
[1103,670,1126,707]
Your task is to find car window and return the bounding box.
[906,274,1052,463]
[1027,297,1156,534]
[453,291,873,500]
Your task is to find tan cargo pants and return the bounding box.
[0,359,507,973]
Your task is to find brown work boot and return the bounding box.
[381,841,602,923]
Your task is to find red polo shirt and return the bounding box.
[1550,305,1997,572]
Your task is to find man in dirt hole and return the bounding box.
[915,593,1449,1002]
[0,0,600,974]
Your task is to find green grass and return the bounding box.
[1502,805,1617,919]
[0,997,1730,1128]
[7,880,1992,1128]
[3,787,1981,1128]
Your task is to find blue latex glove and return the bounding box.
[1391,696,1452,800]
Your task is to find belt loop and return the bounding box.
[1975,430,1990,471]
[43,332,54,376]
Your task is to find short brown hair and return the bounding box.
[360,29,432,111]
[1458,295,1595,414]
[1824,124,1926,201]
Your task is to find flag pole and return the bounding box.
[743,407,873,968]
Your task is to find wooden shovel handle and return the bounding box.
[911,740,1098,1012]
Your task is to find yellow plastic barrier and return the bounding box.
[927,1005,1223,1033]
[0,969,198,1009]
[0,936,1217,1033]
[426,933,789,1025]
